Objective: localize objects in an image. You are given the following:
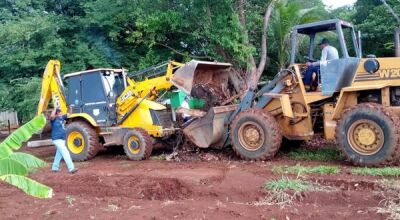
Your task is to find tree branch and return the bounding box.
[380,0,400,25]
[256,2,274,75]
[248,1,275,90]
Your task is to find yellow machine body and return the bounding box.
[37,60,184,145]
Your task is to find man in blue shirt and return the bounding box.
[50,107,78,173]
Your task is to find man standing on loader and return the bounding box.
[50,106,78,174]
[304,38,339,90]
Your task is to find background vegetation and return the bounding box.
[0,0,399,122]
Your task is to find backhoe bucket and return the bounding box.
[171,60,232,95]
[183,105,237,148]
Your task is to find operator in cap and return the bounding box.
[304,38,339,90]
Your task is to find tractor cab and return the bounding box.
[64,69,127,126]
[290,19,362,95]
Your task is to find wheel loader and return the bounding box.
[172,19,400,167]
[37,59,230,161]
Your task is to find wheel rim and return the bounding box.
[67,131,85,154]
[238,122,265,151]
[347,119,384,155]
[128,136,141,154]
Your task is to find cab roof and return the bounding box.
[293,19,354,35]
[63,68,125,79]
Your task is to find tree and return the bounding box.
[379,0,400,25]
[237,0,274,90]
[268,0,321,69]
[353,0,400,57]
[0,78,42,123]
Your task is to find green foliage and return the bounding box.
[285,147,344,161]
[0,175,53,199]
[268,0,324,69]
[0,77,41,123]
[353,0,400,57]
[0,0,399,118]
[0,114,46,152]
[265,177,313,191]
[0,158,28,176]
[9,152,48,170]
[351,167,400,177]
[84,0,252,68]
[273,164,340,175]
[0,114,52,198]
[0,144,13,159]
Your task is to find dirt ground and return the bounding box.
[0,143,393,220]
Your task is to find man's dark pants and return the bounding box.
[304,65,320,86]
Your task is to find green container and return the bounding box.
[189,99,205,109]
[170,91,205,109]
[170,91,187,109]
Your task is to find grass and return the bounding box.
[285,148,343,161]
[272,164,340,175]
[65,195,75,207]
[351,167,400,177]
[256,177,313,207]
[106,204,120,212]
[150,154,167,161]
[377,199,400,220]
[254,190,302,207]
[376,179,400,219]
[257,176,336,207]
[264,177,314,192]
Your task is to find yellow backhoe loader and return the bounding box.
[37,59,229,161]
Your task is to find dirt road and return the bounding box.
[0,146,390,220]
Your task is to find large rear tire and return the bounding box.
[123,128,153,161]
[336,103,400,166]
[230,109,282,160]
[66,121,100,161]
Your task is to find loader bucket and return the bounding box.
[171,60,232,95]
[183,105,237,148]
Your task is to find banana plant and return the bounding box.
[0,114,53,198]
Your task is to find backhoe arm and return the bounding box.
[117,60,184,114]
[129,60,184,99]
[37,60,68,116]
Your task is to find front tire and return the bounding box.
[123,128,153,161]
[66,121,100,161]
[336,103,400,166]
[230,109,282,160]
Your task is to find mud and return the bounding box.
[0,146,391,220]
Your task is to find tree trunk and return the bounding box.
[247,2,274,90]
[238,0,257,71]
[237,0,275,90]
[228,68,247,94]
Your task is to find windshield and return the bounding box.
[102,71,125,98]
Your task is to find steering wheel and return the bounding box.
[303,56,317,63]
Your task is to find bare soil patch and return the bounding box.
[0,145,391,219]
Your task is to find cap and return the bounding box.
[318,38,329,45]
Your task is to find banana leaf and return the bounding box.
[0,114,46,152]
[8,152,47,170]
[0,145,12,160]
[0,174,53,198]
[0,158,28,176]
[0,114,52,199]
